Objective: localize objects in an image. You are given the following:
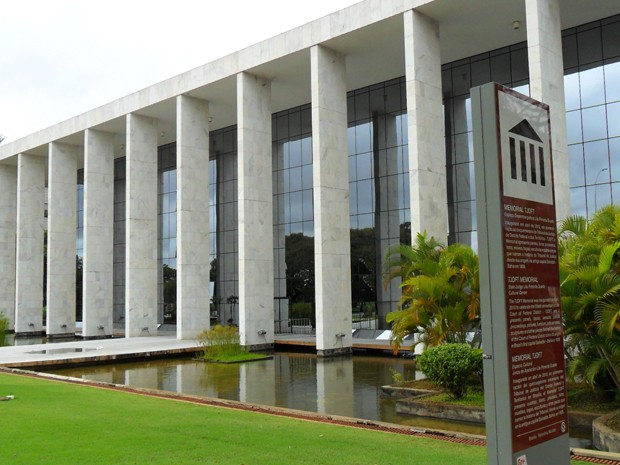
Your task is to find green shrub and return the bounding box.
[417,343,482,399]
[0,313,8,347]
[291,302,313,320]
[197,325,244,361]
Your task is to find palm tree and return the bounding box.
[384,233,480,352]
[559,205,620,391]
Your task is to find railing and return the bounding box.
[352,317,378,330]
[274,319,314,335]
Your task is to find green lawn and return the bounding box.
[0,372,587,465]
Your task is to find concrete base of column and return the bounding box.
[15,331,44,338]
[317,347,352,357]
[243,343,274,352]
[82,335,114,341]
[46,333,76,340]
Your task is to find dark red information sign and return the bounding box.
[502,198,567,451]
[496,87,568,453]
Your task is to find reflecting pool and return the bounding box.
[48,352,591,447]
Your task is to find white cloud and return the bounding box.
[0,0,360,143]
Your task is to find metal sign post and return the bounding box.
[472,82,570,465]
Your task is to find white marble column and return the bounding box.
[46,142,78,337]
[125,113,158,337]
[83,129,115,338]
[0,164,17,329]
[15,153,46,334]
[404,10,447,242]
[526,0,570,220]
[311,45,352,356]
[237,72,274,350]
[176,95,211,339]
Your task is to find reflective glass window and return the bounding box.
[607,102,620,137]
[611,138,620,182]
[605,61,620,103]
[582,105,608,141]
[603,20,620,59]
[578,28,603,65]
[566,110,583,144]
[584,140,610,185]
[580,67,606,107]
[564,72,581,111]
[569,144,585,186]
[571,187,587,216]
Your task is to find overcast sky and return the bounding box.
[0,0,361,144]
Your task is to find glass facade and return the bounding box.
[158,143,177,325]
[564,16,620,216]
[346,78,410,324]
[272,105,314,324]
[71,13,620,331]
[76,169,84,321]
[113,158,126,325]
[210,127,239,325]
[442,14,620,247]
[442,43,530,248]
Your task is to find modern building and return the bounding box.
[0,0,619,355]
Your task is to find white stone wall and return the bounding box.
[83,129,115,338]
[311,45,352,354]
[46,142,78,336]
[237,72,274,348]
[15,153,46,334]
[0,164,17,328]
[125,114,158,337]
[526,0,570,220]
[404,10,447,242]
[176,95,211,339]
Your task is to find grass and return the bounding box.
[0,372,489,465]
[204,352,271,363]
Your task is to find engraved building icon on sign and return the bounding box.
[508,119,546,187]
[499,96,553,206]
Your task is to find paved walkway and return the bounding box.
[0,334,201,369]
[0,329,415,370]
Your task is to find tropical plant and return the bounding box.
[197,324,243,361]
[384,232,480,352]
[417,343,483,399]
[0,313,8,347]
[559,205,620,392]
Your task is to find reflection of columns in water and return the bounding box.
[275,353,318,412]
[125,366,159,390]
[240,360,276,406]
[316,356,354,417]
[176,363,207,396]
[88,371,114,384]
[373,112,402,328]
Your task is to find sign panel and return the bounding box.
[472,83,570,465]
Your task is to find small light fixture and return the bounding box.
[160,131,166,138]
[61,324,67,328]
[257,329,267,336]
[97,325,105,330]
[336,333,346,338]
[512,20,521,30]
